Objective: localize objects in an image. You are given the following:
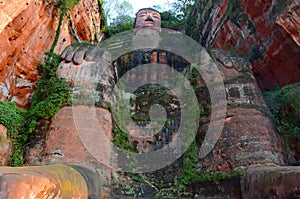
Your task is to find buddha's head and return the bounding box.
[134,8,161,31]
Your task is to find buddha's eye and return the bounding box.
[138,12,147,17]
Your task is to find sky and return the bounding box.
[127,0,176,15]
[104,0,177,24]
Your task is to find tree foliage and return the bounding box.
[103,0,134,37]
[44,0,80,12]
[106,15,134,37]
[171,0,195,20]
[264,83,300,136]
[103,0,195,36]
[1,0,76,166]
[160,10,183,29]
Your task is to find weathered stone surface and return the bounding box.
[241,164,300,199]
[263,82,300,162]
[24,106,113,166]
[0,0,105,107]
[0,164,89,198]
[188,0,300,91]
[197,50,288,172]
[23,106,113,198]
[276,0,300,46]
[57,57,115,109]
[0,124,11,166]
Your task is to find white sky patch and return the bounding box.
[127,0,176,15]
[104,0,177,24]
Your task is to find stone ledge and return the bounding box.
[241,164,300,199]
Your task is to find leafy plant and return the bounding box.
[106,15,134,37]
[171,0,195,21]
[0,102,26,139]
[154,166,244,198]
[112,127,136,152]
[263,82,300,137]
[178,141,199,184]
[103,0,134,37]
[160,10,184,29]
[6,52,71,166]
[4,0,78,166]
[225,0,243,19]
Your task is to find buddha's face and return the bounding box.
[135,9,161,30]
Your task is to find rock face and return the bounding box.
[197,50,289,172]
[24,106,113,166]
[241,165,300,199]
[0,0,105,107]
[276,0,300,46]
[23,43,116,198]
[0,164,90,199]
[187,0,300,91]
[23,106,113,198]
[0,124,11,166]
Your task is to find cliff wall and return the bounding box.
[0,0,105,107]
[187,0,300,91]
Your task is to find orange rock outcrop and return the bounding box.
[188,0,300,91]
[0,0,104,107]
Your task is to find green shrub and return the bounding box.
[113,127,136,152]
[2,0,78,165]
[30,53,70,122]
[0,101,26,139]
[264,82,300,136]
[3,52,71,166]
[0,101,26,166]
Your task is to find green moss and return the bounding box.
[178,141,199,185]
[0,101,26,138]
[153,139,244,198]
[6,52,70,166]
[4,0,77,166]
[44,0,80,11]
[0,101,26,166]
[30,54,70,118]
[196,168,244,183]
[112,127,136,152]
[263,82,300,137]
[226,0,242,19]
[248,44,265,63]
[98,0,107,36]
[186,0,257,48]
[155,162,244,198]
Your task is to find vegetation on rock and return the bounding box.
[268,0,292,23]
[186,0,255,48]
[103,0,134,37]
[264,83,300,139]
[0,0,77,166]
[248,44,265,63]
[103,0,195,37]
[113,127,136,152]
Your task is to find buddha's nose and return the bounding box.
[145,15,153,22]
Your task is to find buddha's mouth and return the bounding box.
[145,16,154,23]
[145,21,154,26]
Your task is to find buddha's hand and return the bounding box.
[60,43,111,65]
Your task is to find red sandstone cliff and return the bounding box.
[0,0,105,107]
[187,0,300,91]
